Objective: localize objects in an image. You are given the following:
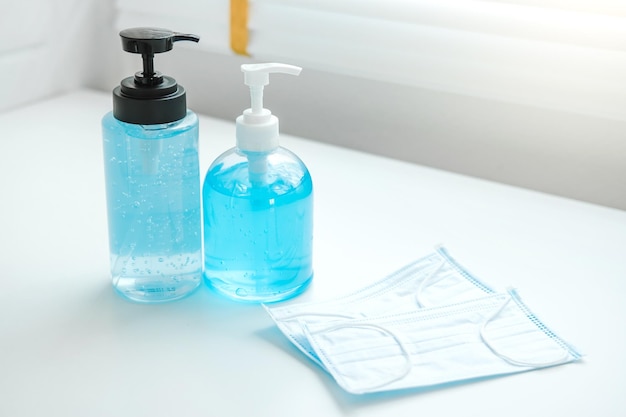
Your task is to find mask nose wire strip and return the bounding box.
[479,297,571,367]
[414,259,447,308]
[308,323,412,393]
[271,311,357,322]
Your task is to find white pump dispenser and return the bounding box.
[236,63,302,152]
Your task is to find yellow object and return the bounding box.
[230,0,249,56]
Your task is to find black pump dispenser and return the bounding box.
[113,28,200,125]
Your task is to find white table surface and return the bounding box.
[1,89,625,417]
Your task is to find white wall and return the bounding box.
[0,0,114,112]
[1,2,624,210]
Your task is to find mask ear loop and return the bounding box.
[308,323,413,393]
[414,259,447,308]
[479,296,571,367]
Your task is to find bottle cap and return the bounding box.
[113,27,199,124]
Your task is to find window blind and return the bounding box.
[115,0,626,121]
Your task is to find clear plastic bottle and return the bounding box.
[102,28,202,302]
[203,63,313,302]
[102,112,201,302]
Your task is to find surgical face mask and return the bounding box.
[264,246,494,366]
[304,290,582,394]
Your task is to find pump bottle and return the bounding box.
[203,63,313,303]
[102,28,202,302]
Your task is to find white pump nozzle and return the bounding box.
[241,63,302,115]
[242,63,302,86]
[236,63,302,153]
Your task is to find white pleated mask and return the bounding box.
[264,246,494,366]
[304,290,582,394]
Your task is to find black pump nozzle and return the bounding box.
[113,27,200,125]
[119,28,200,86]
